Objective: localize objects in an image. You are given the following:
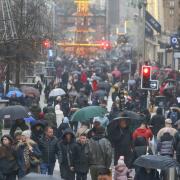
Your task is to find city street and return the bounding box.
[0,0,180,180]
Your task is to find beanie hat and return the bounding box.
[22,130,31,138]
[165,118,172,124]
[118,156,125,165]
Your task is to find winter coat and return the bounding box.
[108,126,132,167]
[0,145,18,175]
[16,139,41,178]
[132,127,153,141]
[150,114,165,136]
[157,127,177,141]
[44,112,57,128]
[38,135,58,163]
[75,141,89,173]
[31,120,46,144]
[157,140,174,156]
[88,135,112,168]
[114,164,129,180]
[134,168,160,180]
[58,129,78,180]
[57,122,70,139]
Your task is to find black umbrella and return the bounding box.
[134,155,179,170]
[0,105,30,120]
[22,173,59,180]
[93,90,107,98]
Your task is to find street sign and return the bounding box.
[145,10,161,33]
[170,35,180,50]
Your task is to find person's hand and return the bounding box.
[70,166,74,171]
[29,146,33,152]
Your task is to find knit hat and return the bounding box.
[165,118,172,124]
[22,130,31,138]
[118,156,125,165]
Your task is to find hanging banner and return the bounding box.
[145,10,161,33]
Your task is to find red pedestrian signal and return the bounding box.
[42,39,51,49]
[141,66,151,89]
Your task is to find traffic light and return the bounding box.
[99,40,111,50]
[141,65,159,90]
[141,65,151,89]
[42,39,51,49]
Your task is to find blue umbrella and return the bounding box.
[6,90,24,98]
[24,116,36,124]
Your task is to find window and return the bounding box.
[169,0,175,8]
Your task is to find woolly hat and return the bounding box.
[165,118,172,124]
[118,156,125,165]
[22,130,31,138]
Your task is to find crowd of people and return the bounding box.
[0,57,180,180]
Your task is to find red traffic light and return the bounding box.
[142,66,151,77]
[42,39,51,49]
[99,40,111,50]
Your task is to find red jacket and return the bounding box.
[132,127,153,141]
[81,72,87,84]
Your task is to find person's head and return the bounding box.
[156,107,163,115]
[140,120,147,128]
[15,119,24,125]
[165,118,172,127]
[98,168,112,180]
[14,131,22,142]
[65,133,73,143]
[1,135,13,146]
[95,126,105,136]
[134,136,148,147]
[119,119,128,129]
[44,126,54,138]
[79,133,87,144]
[93,117,101,128]
[21,130,31,142]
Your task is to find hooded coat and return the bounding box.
[58,128,78,180]
[114,164,129,180]
[0,135,18,177]
[132,127,153,141]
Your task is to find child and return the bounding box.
[114,156,129,180]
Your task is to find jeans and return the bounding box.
[76,172,87,180]
[40,163,55,175]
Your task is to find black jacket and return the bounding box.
[58,129,78,179]
[0,145,18,175]
[57,123,70,139]
[75,142,89,173]
[108,126,132,166]
[38,136,58,163]
[150,114,165,136]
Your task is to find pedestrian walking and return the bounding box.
[0,135,18,180]
[108,115,132,167]
[58,128,78,180]
[57,117,70,139]
[38,126,58,175]
[75,133,89,180]
[16,130,41,178]
[88,126,112,180]
[114,156,129,180]
[132,120,153,141]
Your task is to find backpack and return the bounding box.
[170,111,178,124]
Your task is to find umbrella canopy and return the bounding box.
[9,87,19,91]
[6,90,24,98]
[22,173,59,180]
[134,155,179,170]
[21,86,40,97]
[71,106,107,122]
[24,116,36,124]
[0,105,30,120]
[49,88,66,97]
